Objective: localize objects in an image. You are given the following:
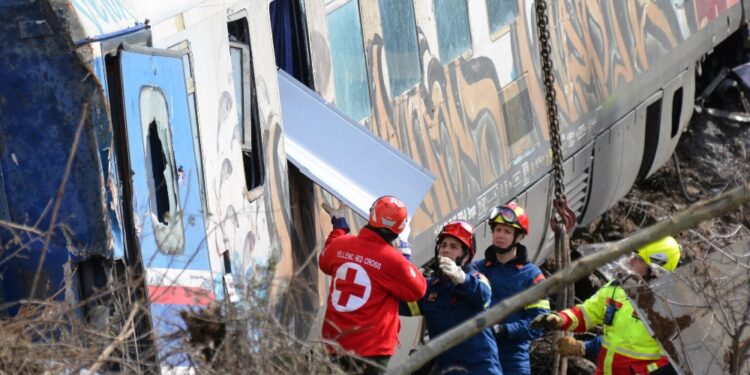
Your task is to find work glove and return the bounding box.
[394,237,412,260]
[530,313,564,330]
[556,336,585,357]
[492,324,507,340]
[438,256,466,285]
[322,202,349,231]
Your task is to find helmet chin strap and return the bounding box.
[494,243,516,254]
[492,232,522,255]
[455,254,466,267]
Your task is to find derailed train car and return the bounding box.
[0,0,747,369]
[1,0,296,368]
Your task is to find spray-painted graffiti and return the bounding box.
[71,0,136,35]
[302,0,740,258]
[365,30,544,236]
[528,0,707,126]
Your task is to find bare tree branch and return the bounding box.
[30,101,90,299]
[389,182,750,375]
[87,302,139,374]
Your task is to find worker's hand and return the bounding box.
[438,256,466,284]
[322,202,349,231]
[322,202,346,219]
[394,238,412,260]
[530,313,563,330]
[492,324,507,340]
[556,336,585,357]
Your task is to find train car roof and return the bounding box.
[58,0,239,43]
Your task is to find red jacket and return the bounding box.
[320,227,427,357]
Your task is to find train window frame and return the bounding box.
[326,0,372,121]
[139,86,186,255]
[486,0,518,41]
[378,0,422,98]
[228,17,266,201]
[433,0,473,64]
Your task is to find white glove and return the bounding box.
[438,256,466,284]
[321,202,346,219]
[322,202,349,231]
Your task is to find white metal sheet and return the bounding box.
[278,69,435,219]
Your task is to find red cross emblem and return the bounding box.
[332,263,371,312]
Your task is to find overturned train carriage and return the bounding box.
[277,0,748,358]
[0,0,747,369]
[0,0,293,367]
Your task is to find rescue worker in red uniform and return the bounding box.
[319,196,427,374]
[474,202,550,374]
[400,220,503,374]
[531,236,682,375]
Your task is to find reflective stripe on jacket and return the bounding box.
[558,281,670,375]
[401,264,502,374]
[474,244,549,375]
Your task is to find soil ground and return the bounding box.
[530,112,750,374]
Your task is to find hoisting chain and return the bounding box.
[534,2,575,375]
[534,0,576,233]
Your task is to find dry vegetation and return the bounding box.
[0,263,353,374]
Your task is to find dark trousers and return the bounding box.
[334,354,390,374]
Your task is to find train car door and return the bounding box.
[115,45,216,366]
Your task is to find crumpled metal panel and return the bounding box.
[278,70,435,219]
[0,0,114,314]
[625,240,750,375]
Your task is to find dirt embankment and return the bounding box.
[593,115,750,259]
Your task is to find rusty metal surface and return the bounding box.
[626,240,750,374]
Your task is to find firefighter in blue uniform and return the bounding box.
[401,220,502,374]
[475,202,550,374]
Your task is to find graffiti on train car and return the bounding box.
[365,30,547,235]
[524,0,713,125]
[300,0,740,250]
[71,0,136,35]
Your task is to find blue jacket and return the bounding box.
[474,244,550,375]
[401,263,502,374]
[585,335,603,363]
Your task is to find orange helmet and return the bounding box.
[437,220,476,263]
[488,202,529,235]
[368,196,408,234]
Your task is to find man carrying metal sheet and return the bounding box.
[319,196,427,374]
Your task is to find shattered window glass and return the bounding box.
[140,87,185,255]
[228,18,265,197]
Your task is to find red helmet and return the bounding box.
[368,196,408,234]
[488,202,529,235]
[437,220,476,263]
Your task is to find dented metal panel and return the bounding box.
[0,0,114,314]
[626,240,750,375]
[278,69,435,219]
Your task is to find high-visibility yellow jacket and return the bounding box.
[558,281,671,375]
